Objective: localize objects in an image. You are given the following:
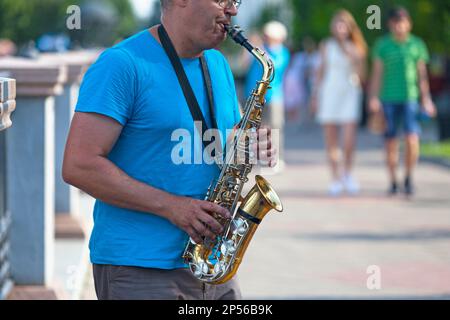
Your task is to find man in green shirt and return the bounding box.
[368,7,436,196]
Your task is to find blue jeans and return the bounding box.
[382,101,421,139]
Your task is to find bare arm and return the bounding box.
[340,41,367,83]
[62,112,229,243]
[356,53,367,84]
[417,60,436,117]
[310,41,326,114]
[354,56,367,85]
[368,59,384,113]
[315,45,326,85]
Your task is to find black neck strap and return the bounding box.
[158,24,221,155]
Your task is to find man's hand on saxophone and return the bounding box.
[254,126,278,168]
[165,196,231,244]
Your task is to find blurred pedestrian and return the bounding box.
[311,10,367,196]
[368,6,436,196]
[37,33,70,52]
[245,21,291,170]
[284,52,305,122]
[0,39,17,57]
[284,37,320,124]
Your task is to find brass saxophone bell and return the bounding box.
[240,175,283,221]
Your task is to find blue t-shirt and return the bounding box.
[75,30,241,269]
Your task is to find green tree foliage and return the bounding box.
[109,0,138,38]
[289,0,449,55]
[0,0,137,48]
[252,2,286,30]
[0,0,75,45]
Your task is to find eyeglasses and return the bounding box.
[216,0,242,9]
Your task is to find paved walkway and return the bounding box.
[80,122,450,299]
[239,122,450,299]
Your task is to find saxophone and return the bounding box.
[182,25,283,284]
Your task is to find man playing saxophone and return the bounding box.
[63,0,277,300]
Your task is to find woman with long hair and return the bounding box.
[311,9,368,196]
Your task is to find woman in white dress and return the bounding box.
[311,10,367,196]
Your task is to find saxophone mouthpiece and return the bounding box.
[225,25,254,52]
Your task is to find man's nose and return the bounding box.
[225,4,238,16]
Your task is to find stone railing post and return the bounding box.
[0,58,67,286]
[39,50,100,239]
[0,76,16,299]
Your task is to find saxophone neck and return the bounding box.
[252,48,274,100]
[225,25,274,102]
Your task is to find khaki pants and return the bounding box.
[93,264,242,300]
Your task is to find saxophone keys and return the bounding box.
[220,239,236,256]
[220,243,228,255]
[228,245,236,255]
[193,262,209,277]
[237,227,247,236]
[193,268,202,277]
[233,218,248,236]
[214,262,226,275]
